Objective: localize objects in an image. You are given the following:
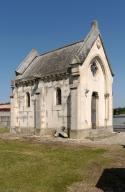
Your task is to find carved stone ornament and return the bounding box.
[91,62,98,76]
[96,40,101,49]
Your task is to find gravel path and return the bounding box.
[94,132,125,145]
[0,132,125,146]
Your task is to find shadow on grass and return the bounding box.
[96,168,125,192]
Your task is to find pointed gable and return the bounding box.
[15,21,113,81]
[16,49,39,76]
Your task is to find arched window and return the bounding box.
[26,92,30,107]
[56,88,62,105]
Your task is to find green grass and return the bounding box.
[0,140,112,192]
[0,127,9,133]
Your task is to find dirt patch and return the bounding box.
[67,182,103,192]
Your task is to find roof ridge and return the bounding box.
[39,39,84,57]
[40,21,100,57]
[76,21,100,58]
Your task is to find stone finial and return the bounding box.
[91,20,99,30]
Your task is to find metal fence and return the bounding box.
[113,115,125,132]
[0,111,10,128]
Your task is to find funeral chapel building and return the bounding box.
[11,21,114,139]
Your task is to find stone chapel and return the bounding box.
[11,21,114,139]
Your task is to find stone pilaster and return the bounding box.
[69,61,80,137]
[104,93,109,127]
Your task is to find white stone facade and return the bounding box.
[11,22,113,138]
[11,79,71,135]
[70,37,113,138]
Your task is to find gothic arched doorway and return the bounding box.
[91,92,99,129]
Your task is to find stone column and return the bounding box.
[69,79,80,138]
[70,86,78,130]
[69,61,80,138]
[104,93,109,128]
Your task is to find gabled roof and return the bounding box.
[15,21,113,81]
[16,49,39,75]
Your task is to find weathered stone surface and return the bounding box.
[11,21,113,139]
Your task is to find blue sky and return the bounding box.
[0,0,125,107]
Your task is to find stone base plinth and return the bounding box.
[10,127,35,136]
[11,126,113,140]
[70,126,113,139]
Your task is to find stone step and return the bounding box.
[86,132,116,141]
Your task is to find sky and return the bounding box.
[0,0,125,107]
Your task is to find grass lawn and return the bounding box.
[0,139,124,192]
[0,127,10,133]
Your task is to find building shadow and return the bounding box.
[96,168,125,192]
